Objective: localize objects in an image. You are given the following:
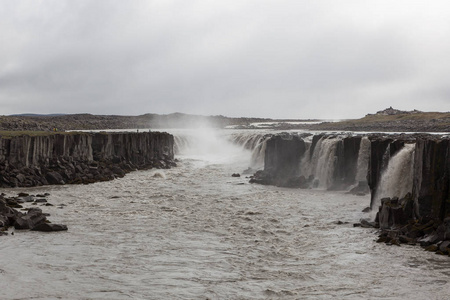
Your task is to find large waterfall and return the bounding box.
[174,130,421,200]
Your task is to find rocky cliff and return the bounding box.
[250,133,365,190]
[252,132,450,253]
[0,132,175,187]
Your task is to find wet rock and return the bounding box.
[31,223,68,232]
[22,195,35,203]
[377,194,414,230]
[438,241,450,253]
[260,134,307,187]
[45,171,65,185]
[424,244,438,252]
[285,175,311,189]
[1,194,68,235]
[14,207,47,230]
[398,235,415,244]
[359,219,376,228]
[34,198,47,203]
[362,207,371,213]
[0,215,9,227]
[249,170,273,185]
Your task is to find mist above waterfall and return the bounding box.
[172,128,255,167]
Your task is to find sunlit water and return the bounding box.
[1,129,450,300]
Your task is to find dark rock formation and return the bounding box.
[251,133,365,190]
[368,135,450,254]
[0,132,175,188]
[0,194,67,234]
[329,136,361,190]
[250,134,306,187]
[251,131,450,254]
[413,138,450,222]
[31,223,68,232]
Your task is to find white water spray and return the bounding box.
[300,136,342,189]
[372,143,415,210]
[229,133,268,170]
[173,129,253,167]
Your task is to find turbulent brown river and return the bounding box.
[1,129,450,300]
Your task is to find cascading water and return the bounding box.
[372,143,416,210]
[355,137,371,182]
[229,132,269,170]
[299,136,342,189]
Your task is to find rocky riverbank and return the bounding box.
[1,193,68,235]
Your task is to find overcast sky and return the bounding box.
[1,0,449,119]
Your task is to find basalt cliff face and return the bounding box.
[0,132,175,188]
[250,133,365,191]
[250,132,450,252]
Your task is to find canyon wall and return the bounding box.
[250,133,366,191]
[250,132,450,249]
[0,132,175,187]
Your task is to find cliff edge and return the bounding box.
[0,131,175,188]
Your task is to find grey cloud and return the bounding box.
[1,0,449,118]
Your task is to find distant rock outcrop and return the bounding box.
[370,106,422,116]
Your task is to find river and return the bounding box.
[1,129,449,299]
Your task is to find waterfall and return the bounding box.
[355,137,370,182]
[174,135,191,155]
[229,133,270,170]
[249,140,267,170]
[171,129,252,165]
[372,143,415,210]
[299,136,342,189]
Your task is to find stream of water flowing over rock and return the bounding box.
[1,129,449,299]
[372,143,416,211]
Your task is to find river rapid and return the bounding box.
[1,129,449,299]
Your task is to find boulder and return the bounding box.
[14,207,47,230]
[31,223,68,232]
[34,198,47,203]
[45,171,65,185]
[439,241,450,253]
[249,170,273,185]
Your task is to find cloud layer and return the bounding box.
[1,0,449,118]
